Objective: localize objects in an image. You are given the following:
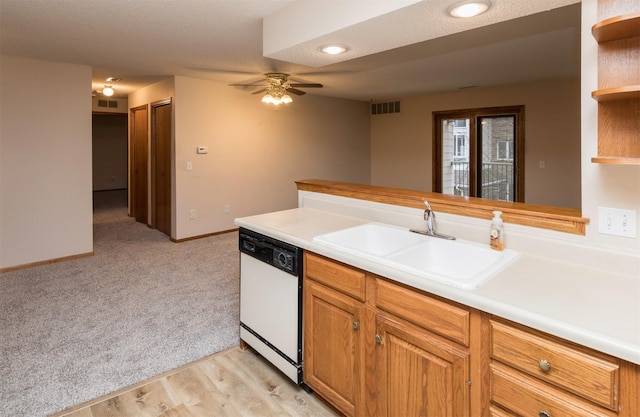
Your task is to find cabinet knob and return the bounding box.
[539,411,551,417]
[352,321,360,330]
[538,359,551,372]
[375,334,383,344]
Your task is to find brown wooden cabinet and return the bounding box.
[304,253,367,417]
[303,252,479,417]
[303,252,639,417]
[591,1,640,165]
[374,313,470,417]
[489,318,639,417]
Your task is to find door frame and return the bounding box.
[129,104,149,223]
[150,97,173,237]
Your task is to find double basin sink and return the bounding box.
[313,223,519,289]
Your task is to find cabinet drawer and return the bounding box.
[491,362,616,417]
[489,405,517,417]
[490,319,619,410]
[305,253,366,301]
[375,278,469,346]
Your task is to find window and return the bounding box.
[433,106,525,202]
[496,141,513,161]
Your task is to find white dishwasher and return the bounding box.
[238,228,304,385]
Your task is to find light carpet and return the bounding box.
[0,191,240,417]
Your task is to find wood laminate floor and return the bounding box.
[51,346,339,417]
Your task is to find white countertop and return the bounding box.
[235,207,640,365]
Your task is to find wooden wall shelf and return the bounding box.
[592,12,640,42]
[591,3,640,165]
[592,85,640,101]
[591,156,640,165]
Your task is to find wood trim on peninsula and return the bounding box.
[296,179,589,235]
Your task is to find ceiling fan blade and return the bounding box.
[229,83,263,87]
[287,88,306,95]
[290,83,323,88]
[251,88,267,95]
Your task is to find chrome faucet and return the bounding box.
[424,201,436,234]
[410,200,456,240]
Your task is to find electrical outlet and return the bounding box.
[598,207,637,238]
[224,205,231,214]
[186,161,193,171]
[189,209,197,220]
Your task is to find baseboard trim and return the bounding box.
[172,228,238,243]
[0,252,94,274]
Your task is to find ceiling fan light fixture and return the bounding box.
[447,1,491,18]
[102,85,114,97]
[281,94,293,104]
[320,45,347,55]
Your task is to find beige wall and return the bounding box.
[0,55,93,269]
[128,76,370,240]
[173,76,370,240]
[370,78,582,209]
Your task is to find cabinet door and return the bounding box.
[304,279,365,417]
[375,313,470,417]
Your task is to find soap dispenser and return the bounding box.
[489,211,505,251]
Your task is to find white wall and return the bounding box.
[173,76,371,240]
[370,78,582,209]
[580,0,640,254]
[0,55,93,269]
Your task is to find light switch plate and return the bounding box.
[598,207,637,238]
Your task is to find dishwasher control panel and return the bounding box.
[239,228,301,276]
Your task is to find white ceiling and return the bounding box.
[0,0,581,102]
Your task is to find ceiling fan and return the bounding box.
[230,73,323,104]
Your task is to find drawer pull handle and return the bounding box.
[538,359,551,372]
[352,321,360,330]
[539,411,551,417]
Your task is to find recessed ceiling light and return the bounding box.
[320,45,347,55]
[448,1,491,18]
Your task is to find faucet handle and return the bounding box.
[424,201,433,217]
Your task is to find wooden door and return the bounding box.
[130,105,148,224]
[304,279,365,417]
[151,98,172,237]
[375,313,471,417]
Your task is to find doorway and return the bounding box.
[129,99,173,238]
[92,113,128,210]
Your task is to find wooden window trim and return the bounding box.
[433,106,525,202]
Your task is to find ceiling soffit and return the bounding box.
[263,0,581,68]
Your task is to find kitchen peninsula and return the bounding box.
[235,180,639,417]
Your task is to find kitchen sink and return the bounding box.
[313,222,426,257]
[313,223,519,289]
